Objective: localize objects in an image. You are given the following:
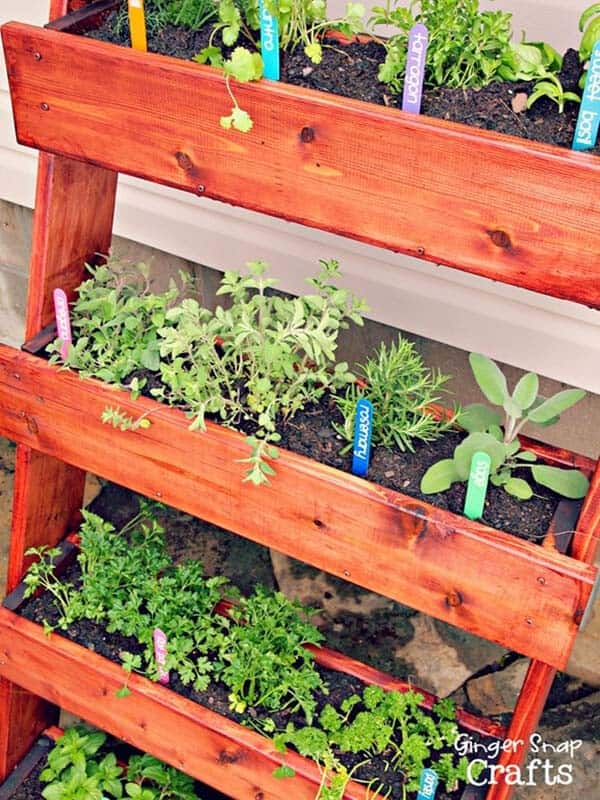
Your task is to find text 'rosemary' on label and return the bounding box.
[52,288,72,361]
[352,398,374,477]
[402,24,429,114]
[573,40,600,150]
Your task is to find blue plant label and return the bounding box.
[402,23,429,113]
[417,768,439,800]
[259,0,280,80]
[573,40,600,151]
[352,398,373,477]
[464,451,491,521]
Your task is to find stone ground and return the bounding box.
[1,436,598,798]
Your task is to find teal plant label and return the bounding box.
[417,768,438,800]
[402,23,429,113]
[464,451,491,520]
[352,398,373,477]
[153,627,169,685]
[573,40,600,151]
[259,0,279,80]
[52,288,72,360]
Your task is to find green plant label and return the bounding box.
[352,398,373,477]
[464,451,491,520]
[153,628,169,685]
[402,24,429,113]
[573,40,600,150]
[417,768,439,800]
[52,288,72,360]
[259,0,279,80]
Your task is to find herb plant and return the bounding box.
[421,353,589,501]
[40,725,202,800]
[527,71,581,113]
[579,3,600,62]
[370,0,515,93]
[333,336,456,453]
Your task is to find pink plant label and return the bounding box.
[402,24,429,114]
[52,288,72,360]
[153,628,169,685]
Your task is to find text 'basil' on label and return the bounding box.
[352,398,373,477]
[259,0,280,80]
[417,768,439,800]
[128,0,147,52]
[52,288,72,361]
[402,24,429,114]
[153,628,169,685]
[573,40,600,151]
[464,451,491,521]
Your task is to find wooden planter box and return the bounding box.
[0,341,598,671]
[0,559,504,800]
[1,1,600,309]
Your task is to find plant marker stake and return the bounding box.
[153,628,169,685]
[128,0,147,52]
[573,40,600,151]
[416,768,438,800]
[351,398,373,477]
[259,0,279,80]
[464,451,491,521]
[52,289,72,360]
[402,24,429,114]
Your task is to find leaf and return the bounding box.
[304,42,323,64]
[526,389,586,424]
[225,48,263,82]
[531,466,589,499]
[273,765,296,779]
[504,477,533,500]
[420,459,461,494]
[115,686,131,698]
[512,372,539,411]
[453,432,507,481]
[515,450,537,462]
[469,353,508,406]
[221,107,254,133]
[459,403,501,433]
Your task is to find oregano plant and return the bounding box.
[421,353,589,501]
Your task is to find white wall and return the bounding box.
[1,0,599,392]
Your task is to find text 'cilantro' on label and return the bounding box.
[464,451,491,521]
[259,0,280,80]
[573,40,600,151]
[402,24,429,114]
[52,288,72,361]
[352,398,373,477]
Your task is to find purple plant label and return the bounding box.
[52,288,72,360]
[416,768,438,800]
[351,398,373,477]
[153,628,169,685]
[402,24,429,114]
[573,40,600,151]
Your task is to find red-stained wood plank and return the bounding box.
[572,462,600,566]
[0,345,596,669]
[2,22,600,308]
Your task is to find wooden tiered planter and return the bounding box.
[0,2,599,800]
[0,551,505,800]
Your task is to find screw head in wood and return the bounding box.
[196,184,205,194]
[40,102,50,111]
[33,52,42,61]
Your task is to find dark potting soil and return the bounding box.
[82,8,600,155]
[18,564,494,800]
[125,365,559,543]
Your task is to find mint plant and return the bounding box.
[40,725,202,800]
[333,336,456,453]
[421,353,589,501]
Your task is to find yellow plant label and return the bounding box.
[128,0,147,52]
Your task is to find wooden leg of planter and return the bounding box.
[0,153,117,781]
[485,660,555,800]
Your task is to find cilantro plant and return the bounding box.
[333,336,456,453]
[223,585,326,722]
[40,725,202,800]
[421,353,589,501]
[155,259,366,484]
